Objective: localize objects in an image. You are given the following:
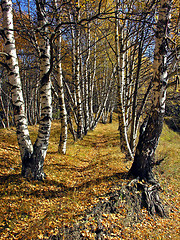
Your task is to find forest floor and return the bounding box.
[0,116,179,239]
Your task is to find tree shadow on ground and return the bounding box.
[0,173,22,184]
[0,171,128,200]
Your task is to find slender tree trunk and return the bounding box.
[67,109,77,141]
[74,2,84,139]
[0,81,8,128]
[115,0,133,159]
[89,35,96,129]
[91,69,114,130]
[109,106,114,123]
[1,0,33,161]
[33,80,39,125]
[54,0,68,154]
[84,22,91,135]
[30,0,52,179]
[130,0,172,182]
[70,4,84,139]
[6,97,10,128]
[124,40,131,129]
[130,33,143,154]
[57,43,68,155]
[70,18,77,107]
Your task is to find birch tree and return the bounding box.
[1,0,34,170]
[31,0,52,179]
[84,21,91,135]
[130,0,172,182]
[54,0,68,154]
[70,0,84,139]
[115,0,133,159]
[1,0,52,180]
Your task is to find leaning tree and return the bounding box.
[130,0,172,182]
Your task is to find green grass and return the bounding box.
[156,124,180,183]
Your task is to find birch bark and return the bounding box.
[1,0,52,180]
[70,2,84,139]
[31,0,52,179]
[129,32,144,154]
[75,2,84,139]
[84,22,91,135]
[130,0,172,182]
[54,0,68,154]
[1,0,33,163]
[115,0,133,159]
[89,35,96,129]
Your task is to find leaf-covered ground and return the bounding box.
[0,118,179,239]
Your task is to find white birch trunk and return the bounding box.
[130,33,143,154]
[54,0,68,154]
[84,22,91,134]
[1,0,33,164]
[32,0,52,179]
[115,0,133,159]
[70,19,77,107]
[71,1,84,139]
[89,37,96,128]
[2,0,53,179]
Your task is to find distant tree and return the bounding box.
[53,0,68,154]
[70,0,84,139]
[115,0,133,159]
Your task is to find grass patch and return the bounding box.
[156,124,180,183]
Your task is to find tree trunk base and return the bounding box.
[22,153,46,181]
[22,167,46,181]
[125,178,167,218]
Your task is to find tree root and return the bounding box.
[49,179,167,239]
[126,179,167,218]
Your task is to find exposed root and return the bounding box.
[126,179,167,218]
[142,183,166,217]
[49,179,167,239]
